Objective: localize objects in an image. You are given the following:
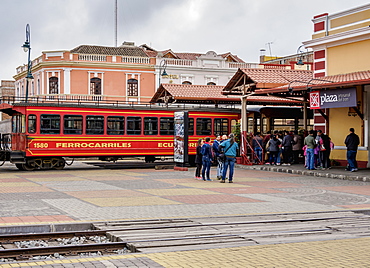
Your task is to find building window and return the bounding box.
[107,116,124,135]
[207,82,216,85]
[86,115,104,135]
[40,115,60,134]
[182,81,192,85]
[127,79,138,96]
[49,77,58,94]
[64,115,83,135]
[90,77,101,95]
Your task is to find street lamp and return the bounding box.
[22,24,33,102]
[158,59,168,86]
[296,45,307,66]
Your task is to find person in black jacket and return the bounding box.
[344,128,360,172]
[194,138,203,179]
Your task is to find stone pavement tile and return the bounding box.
[143,237,370,268]
[208,186,286,194]
[0,177,30,182]
[319,185,370,196]
[0,192,70,200]
[233,169,300,178]
[237,181,302,188]
[0,186,54,193]
[0,182,40,187]
[81,196,182,207]
[232,177,267,182]
[40,181,122,192]
[112,171,149,177]
[154,178,198,184]
[162,194,263,204]
[103,180,187,190]
[82,175,142,181]
[175,182,247,188]
[339,204,370,209]
[66,190,152,198]
[138,188,220,196]
[24,177,87,182]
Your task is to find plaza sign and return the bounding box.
[309,88,357,109]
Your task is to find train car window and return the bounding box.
[127,116,141,135]
[188,118,194,135]
[28,115,37,134]
[86,116,104,135]
[40,115,60,134]
[64,115,82,135]
[144,117,158,135]
[107,116,124,135]
[231,119,238,133]
[214,118,229,136]
[196,118,211,136]
[160,117,174,135]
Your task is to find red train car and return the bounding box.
[0,99,240,170]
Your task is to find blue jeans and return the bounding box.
[217,159,224,178]
[277,148,282,164]
[222,157,236,181]
[202,159,211,180]
[254,147,262,161]
[306,148,315,170]
[347,150,357,170]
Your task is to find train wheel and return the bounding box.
[15,164,25,171]
[15,163,35,171]
[52,158,66,170]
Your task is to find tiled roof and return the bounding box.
[143,49,244,62]
[70,45,148,57]
[150,84,302,105]
[255,70,370,94]
[224,68,314,93]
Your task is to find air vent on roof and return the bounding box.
[121,42,135,47]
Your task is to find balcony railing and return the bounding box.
[122,56,150,64]
[78,54,107,62]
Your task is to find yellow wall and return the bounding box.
[328,86,366,161]
[330,9,370,28]
[327,39,370,75]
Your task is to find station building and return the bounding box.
[256,3,370,167]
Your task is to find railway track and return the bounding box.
[0,210,369,260]
[0,230,130,260]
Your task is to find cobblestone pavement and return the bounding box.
[1,161,370,267]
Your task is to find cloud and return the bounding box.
[1,0,369,80]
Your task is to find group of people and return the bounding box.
[194,128,360,183]
[253,128,360,172]
[253,130,305,166]
[195,133,239,183]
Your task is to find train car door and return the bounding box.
[11,114,27,151]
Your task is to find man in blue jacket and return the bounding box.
[219,133,239,183]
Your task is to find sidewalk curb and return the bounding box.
[236,164,370,182]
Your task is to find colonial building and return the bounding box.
[13,42,156,103]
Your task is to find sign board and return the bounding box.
[174,111,188,163]
[309,88,357,109]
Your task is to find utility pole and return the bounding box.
[114,0,118,47]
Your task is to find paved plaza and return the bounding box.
[0,162,370,267]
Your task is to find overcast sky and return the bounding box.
[1,0,369,80]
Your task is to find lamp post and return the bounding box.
[22,24,33,102]
[158,59,168,85]
[296,45,307,66]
